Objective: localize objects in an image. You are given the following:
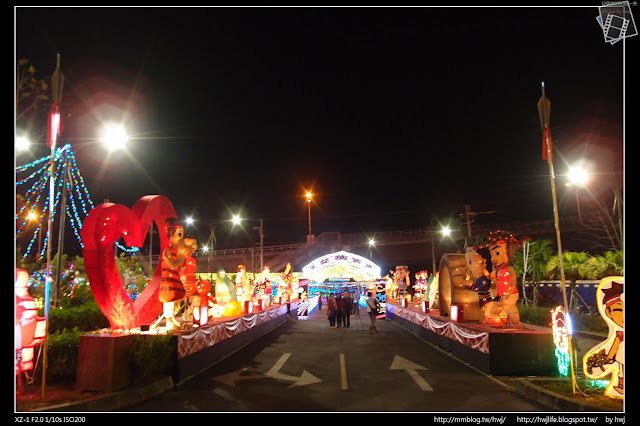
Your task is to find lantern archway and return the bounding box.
[302,250,381,283]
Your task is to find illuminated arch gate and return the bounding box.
[302,250,382,295]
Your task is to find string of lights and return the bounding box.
[15,144,140,261]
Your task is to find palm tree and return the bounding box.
[587,250,624,279]
[546,251,591,310]
[513,239,554,306]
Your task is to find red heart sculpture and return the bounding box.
[81,195,177,330]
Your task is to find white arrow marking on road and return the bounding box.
[213,367,269,387]
[213,354,322,388]
[265,353,322,388]
[389,355,434,391]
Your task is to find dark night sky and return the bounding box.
[15,6,626,251]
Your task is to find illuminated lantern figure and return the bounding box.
[482,230,523,327]
[428,271,439,310]
[236,265,249,303]
[260,265,273,305]
[583,277,624,399]
[418,270,430,303]
[465,245,493,308]
[384,272,394,299]
[283,263,294,300]
[279,263,293,301]
[179,235,199,324]
[191,279,215,326]
[180,235,199,298]
[253,265,271,307]
[160,218,187,330]
[394,265,410,300]
[215,266,235,302]
[15,269,46,394]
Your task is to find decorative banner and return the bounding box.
[297,279,309,319]
[583,276,624,399]
[81,195,177,329]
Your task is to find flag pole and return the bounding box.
[538,81,575,394]
[42,53,65,400]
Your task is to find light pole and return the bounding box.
[235,216,264,273]
[204,221,225,272]
[368,238,375,259]
[567,164,588,224]
[186,216,242,273]
[252,219,264,272]
[306,192,313,243]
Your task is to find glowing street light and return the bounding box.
[99,122,129,151]
[16,135,30,151]
[306,192,313,243]
[566,163,589,224]
[368,238,375,259]
[235,216,264,272]
[186,216,241,272]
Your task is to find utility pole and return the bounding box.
[459,205,495,240]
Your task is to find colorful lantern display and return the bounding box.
[15,269,46,391]
[81,195,177,329]
[583,276,624,399]
[481,230,525,327]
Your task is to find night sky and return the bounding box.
[15,6,626,251]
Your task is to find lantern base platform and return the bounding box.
[171,301,296,383]
[76,333,135,393]
[385,300,557,376]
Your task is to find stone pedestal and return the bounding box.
[75,333,135,393]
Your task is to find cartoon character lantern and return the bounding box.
[465,245,493,308]
[236,265,250,303]
[584,277,624,399]
[394,265,410,299]
[482,230,524,327]
[180,235,199,298]
[160,218,187,330]
[15,269,46,392]
[191,279,215,326]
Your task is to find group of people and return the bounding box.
[319,291,379,333]
[321,292,357,328]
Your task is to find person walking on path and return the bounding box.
[353,291,361,318]
[327,293,337,328]
[336,294,346,328]
[366,291,378,334]
[343,292,353,328]
[317,292,323,311]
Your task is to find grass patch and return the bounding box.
[527,378,623,411]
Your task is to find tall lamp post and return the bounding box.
[252,219,264,272]
[429,218,437,273]
[235,216,264,273]
[188,216,246,273]
[567,163,588,224]
[306,192,313,243]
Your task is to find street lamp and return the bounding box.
[238,217,264,272]
[185,216,243,273]
[429,219,455,273]
[567,163,589,224]
[253,219,264,272]
[306,192,313,243]
[368,238,375,259]
[232,216,265,273]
